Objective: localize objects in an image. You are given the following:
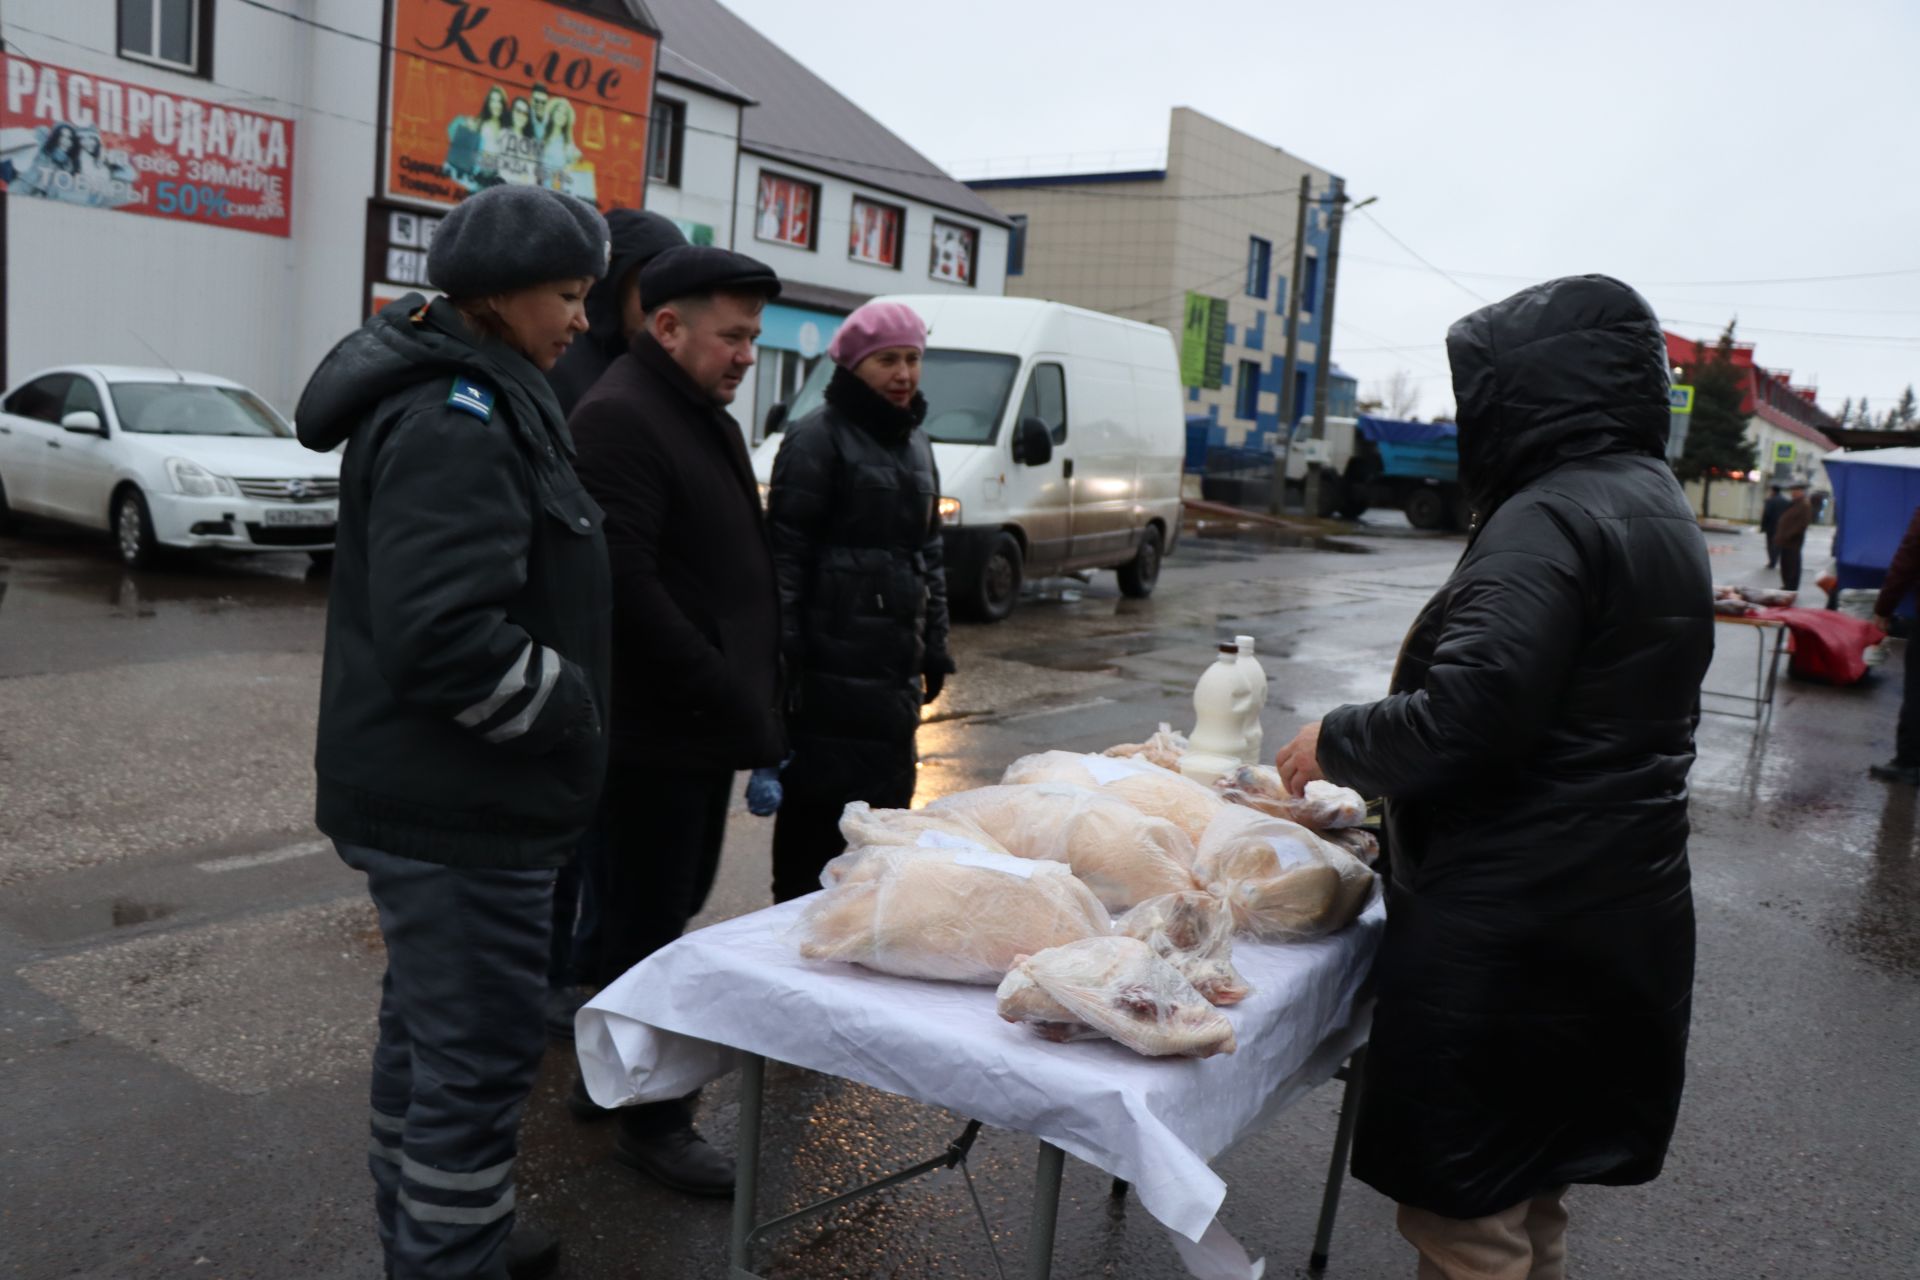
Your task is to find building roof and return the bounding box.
[1665,329,1840,449]
[657,46,754,104]
[1754,400,1837,452]
[640,0,1010,225]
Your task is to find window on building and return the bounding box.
[755,171,820,250]
[118,0,209,77]
[1007,214,1028,277]
[1018,362,1068,446]
[1246,236,1271,299]
[1300,254,1321,313]
[1235,360,1262,420]
[647,98,685,187]
[929,219,978,287]
[848,197,904,268]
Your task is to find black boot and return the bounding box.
[613,1123,736,1198]
[568,1073,610,1122]
[504,1223,561,1280]
[1869,759,1920,785]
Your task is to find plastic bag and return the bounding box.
[1213,766,1366,830]
[926,783,1197,910]
[1117,891,1251,1006]
[1322,826,1381,865]
[1001,751,1226,844]
[1103,722,1189,772]
[835,802,1011,862]
[996,936,1237,1058]
[797,847,1111,984]
[1193,805,1376,941]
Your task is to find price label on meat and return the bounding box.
[0,55,294,237]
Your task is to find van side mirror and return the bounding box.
[764,402,789,435]
[1014,416,1053,467]
[61,410,103,435]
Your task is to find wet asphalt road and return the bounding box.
[1,513,1914,1280]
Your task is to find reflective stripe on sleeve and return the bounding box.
[399,1185,516,1226]
[483,646,561,744]
[455,642,533,729]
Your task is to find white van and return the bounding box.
[752,296,1185,621]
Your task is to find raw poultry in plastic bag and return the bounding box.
[924,783,1198,910]
[1193,805,1376,940]
[1001,751,1226,844]
[997,936,1237,1058]
[1117,891,1251,1005]
[835,801,1011,862]
[798,847,1111,984]
[1213,766,1367,829]
[1102,722,1189,772]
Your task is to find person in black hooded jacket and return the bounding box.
[296,184,613,1280]
[1272,275,1713,1279]
[766,300,955,901]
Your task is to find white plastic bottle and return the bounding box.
[1180,642,1256,787]
[1234,635,1269,765]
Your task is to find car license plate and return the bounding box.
[263,506,336,527]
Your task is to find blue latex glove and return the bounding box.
[746,766,783,817]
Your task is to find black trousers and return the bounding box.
[1897,630,1920,767]
[771,777,914,904]
[593,760,734,1135]
[1779,543,1803,592]
[340,842,553,1280]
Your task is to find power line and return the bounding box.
[1351,208,1489,305]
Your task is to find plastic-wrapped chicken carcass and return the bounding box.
[798,847,1111,984]
[835,801,1010,861]
[923,783,1197,911]
[1117,891,1251,1006]
[1102,722,1189,772]
[1001,751,1226,845]
[1321,826,1380,865]
[1212,766,1367,830]
[996,936,1238,1058]
[1193,804,1376,941]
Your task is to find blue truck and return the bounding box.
[1319,414,1466,529]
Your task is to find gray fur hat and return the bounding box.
[428,185,611,298]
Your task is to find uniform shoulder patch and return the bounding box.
[446,379,496,422]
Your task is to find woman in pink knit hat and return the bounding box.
[763,300,957,900]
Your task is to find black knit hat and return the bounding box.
[428,185,611,298]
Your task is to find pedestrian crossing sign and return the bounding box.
[1774,442,1796,463]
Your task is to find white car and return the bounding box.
[0,365,340,569]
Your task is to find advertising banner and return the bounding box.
[929,218,976,286]
[1180,292,1227,389]
[0,54,294,237]
[384,0,657,212]
[755,172,816,248]
[849,196,901,267]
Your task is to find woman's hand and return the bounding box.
[1275,721,1325,797]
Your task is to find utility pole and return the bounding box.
[1310,184,1374,446]
[1271,174,1311,516]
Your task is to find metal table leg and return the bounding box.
[1308,1049,1366,1275]
[1028,1141,1066,1280]
[729,1053,765,1277]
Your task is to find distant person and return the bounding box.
[1773,480,1813,591]
[540,209,686,1038]
[566,246,785,1196]
[1274,274,1712,1280]
[1759,483,1789,568]
[1869,505,1920,785]
[765,300,956,902]
[294,184,614,1280]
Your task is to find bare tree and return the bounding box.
[1364,369,1421,419]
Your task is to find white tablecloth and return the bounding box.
[577,893,1382,1268]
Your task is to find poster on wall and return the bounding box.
[1179,291,1227,390]
[929,218,976,286]
[0,54,294,236]
[849,196,901,267]
[756,172,816,248]
[384,0,657,212]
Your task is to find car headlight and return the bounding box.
[165,458,239,497]
[937,496,962,526]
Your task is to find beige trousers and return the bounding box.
[1396,1187,1569,1280]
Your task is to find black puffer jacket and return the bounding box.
[296,295,611,869]
[768,367,954,804]
[1317,275,1713,1219]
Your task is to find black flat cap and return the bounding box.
[640,246,781,311]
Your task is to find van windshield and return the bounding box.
[779,349,1020,445]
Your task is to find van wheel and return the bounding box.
[1117,526,1163,598]
[0,472,13,533]
[970,532,1023,622]
[1405,487,1446,531]
[113,487,161,569]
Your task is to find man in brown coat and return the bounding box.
[1772,480,1813,590]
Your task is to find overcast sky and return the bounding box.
[719,0,1917,421]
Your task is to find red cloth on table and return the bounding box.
[1750,607,1886,686]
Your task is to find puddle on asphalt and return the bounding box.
[110,899,175,927]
